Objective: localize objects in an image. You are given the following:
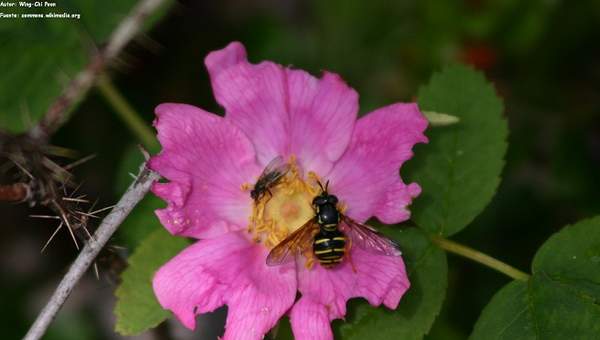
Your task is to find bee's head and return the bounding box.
[312,180,337,206]
[312,193,338,206]
[250,189,258,200]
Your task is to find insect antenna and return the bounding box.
[316,179,330,194]
[317,180,325,192]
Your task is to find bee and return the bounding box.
[266,181,401,268]
[250,156,290,202]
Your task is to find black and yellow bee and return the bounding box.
[250,156,290,202]
[266,181,401,268]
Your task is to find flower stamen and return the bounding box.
[249,157,319,249]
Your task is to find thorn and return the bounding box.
[63,154,96,171]
[71,214,84,223]
[41,221,63,253]
[135,33,163,54]
[75,211,100,219]
[51,200,80,250]
[138,144,151,161]
[108,245,126,250]
[8,157,34,179]
[65,220,79,250]
[30,214,61,220]
[69,182,84,197]
[93,262,100,280]
[62,197,89,203]
[88,198,99,212]
[43,145,79,158]
[64,217,80,250]
[88,204,115,215]
[128,172,137,180]
[81,224,94,241]
[42,157,72,183]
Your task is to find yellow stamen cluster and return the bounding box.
[247,157,320,249]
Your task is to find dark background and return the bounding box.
[2,1,599,339]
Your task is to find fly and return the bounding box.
[250,156,290,202]
[266,181,401,268]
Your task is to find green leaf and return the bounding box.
[406,64,508,236]
[0,1,172,133]
[0,17,87,133]
[335,228,447,340]
[65,0,173,43]
[115,228,190,335]
[471,216,600,340]
[117,195,164,249]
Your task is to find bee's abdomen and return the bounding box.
[313,231,346,267]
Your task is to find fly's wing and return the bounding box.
[340,215,402,256]
[266,218,319,266]
[259,156,291,182]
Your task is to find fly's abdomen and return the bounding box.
[313,231,346,267]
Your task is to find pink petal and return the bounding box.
[149,103,261,239]
[205,42,358,174]
[291,247,410,337]
[326,103,428,223]
[375,181,422,224]
[289,297,333,340]
[286,70,358,175]
[205,42,287,167]
[153,232,297,339]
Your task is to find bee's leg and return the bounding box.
[346,238,357,273]
[265,188,274,203]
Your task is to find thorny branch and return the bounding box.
[29,0,169,141]
[0,129,97,251]
[0,2,168,339]
[0,0,168,251]
[23,164,160,340]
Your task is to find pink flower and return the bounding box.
[149,42,428,340]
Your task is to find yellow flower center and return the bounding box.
[247,157,320,249]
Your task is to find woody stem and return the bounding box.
[23,164,159,340]
[430,234,530,281]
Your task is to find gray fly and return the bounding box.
[250,156,290,202]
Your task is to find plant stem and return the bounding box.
[30,0,169,141]
[23,164,160,340]
[97,75,159,152]
[430,234,530,281]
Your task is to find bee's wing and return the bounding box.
[266,218,319,266]
[340,215,401,256]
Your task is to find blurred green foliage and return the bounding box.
[0,0,173,133]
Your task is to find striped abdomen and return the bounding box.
[313,230,346,267]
